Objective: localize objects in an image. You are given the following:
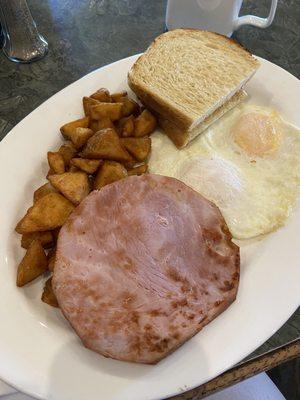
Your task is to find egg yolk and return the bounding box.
[232,112,282,157]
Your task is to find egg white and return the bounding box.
[149,104,300,239]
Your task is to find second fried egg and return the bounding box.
[149,104,300,239]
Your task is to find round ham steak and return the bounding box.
[53,174,240,364]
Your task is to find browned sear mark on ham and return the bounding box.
[166,267,183,282]
[171,298,188,309]
[219,280,235,292]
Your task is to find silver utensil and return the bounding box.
[0,0,48,63]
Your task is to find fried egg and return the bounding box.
[149,104,300,239]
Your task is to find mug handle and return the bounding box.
[233,0,278,30]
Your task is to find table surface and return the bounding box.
[0,0,299,398]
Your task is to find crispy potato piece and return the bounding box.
[90,103,123,121]
[47,248,56,272]
[58,141,77,166]
[16,240,47,287]
[83,96,100,116]
[68,165,79,172]
[70,158,103,174]
[48,172,90,205]
[46,168,54,178]
[118,115,135,137]
[81,128,132,163]
[121,137,151,162]
[33,183,57,202]
[60,117,89,139]
[42,277,59,307]
[134,110,157,137]
[68,127,94,149]
[47,152,65,174]
[119,97,140,117]
[89,120,98,133]
[94,161,127,190]
[90,88,111,102]
[15,193,75,234]
[111,91,127,102]
[21,231,53,249]
[96,117,115,131]
[89,117,114,132]
[128,164,148,176]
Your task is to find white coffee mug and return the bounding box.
[166,0,278,37]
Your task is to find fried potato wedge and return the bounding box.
[48,172,90,205]
[120,137,151,162]
[16,193,75,234]
[60,117,89,139]
[134,110,157,137]
[68,127,94,149]
[68,165,79,172]
[118,115,135,137]
[58,141,77,166]
[33,183,57,202]
[111,91,127,102]
[119,97,140,117]
[21,231,54,249]
[90,88,111,102]
[17,240,48,287]
[42,277,59,307]
[83,96,100,116]
[47,152,65,174]
[96,117,115,131]
[90,103,123,121]
[128,164,148,176]
[89,117,114,132]
[94,161,128,190]
[70,158,103,174]
[81,128,132,163]
[89,120,99,133]
[47,248,56,272]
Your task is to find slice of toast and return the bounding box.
[128,29,259,147]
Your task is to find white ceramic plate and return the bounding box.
[0,55,299,400]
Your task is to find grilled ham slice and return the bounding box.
[53,174,239,364]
